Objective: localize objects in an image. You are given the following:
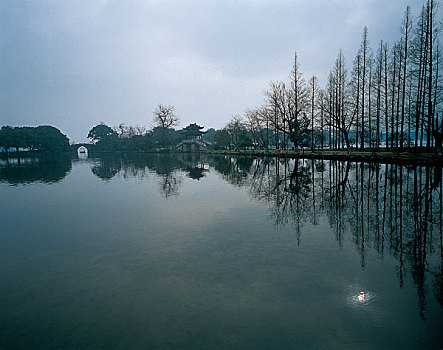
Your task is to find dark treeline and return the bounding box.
[87,123,184,152]
[86,104,186,151]
[0,126,70,153]
[220,0,443,151]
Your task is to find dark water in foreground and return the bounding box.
[0,153,442,349]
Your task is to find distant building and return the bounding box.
[180,123,206,141]
[176,123,211,152]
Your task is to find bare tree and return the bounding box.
[289,52,310,148]
[401,6,411,147]
[360,27,370,149]
[410,4,427,148]
[384,42,390,147]
[263,53,310,149]
[264,81,281,148]
[367,55,374,147]
[389,43,399,148]
[317,89,327,150]
[323,51,354,148]
[152,104,179,147]
[309,75,319,150]
[352,53,362,148]
[225,115,247,151]
[117,123,128,137]
[153,104,179,129]
[374,40,385,147]
[245,106,268,149]
[265,81,288,149]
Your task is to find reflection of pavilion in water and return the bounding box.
[89,153,212,182]
[178,152,209,180]
[186,165,207,180]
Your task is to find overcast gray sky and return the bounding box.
[0,0,436,142]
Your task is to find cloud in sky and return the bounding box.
[0,0,434,142]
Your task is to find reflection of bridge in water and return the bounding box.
[71,143,95,153]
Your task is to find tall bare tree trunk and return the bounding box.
[361,27,368,149]
[401,7,410,149]
[384,44,389,148]
[427,0,434,148]
[391,47,397,148]
[396,44,403,148]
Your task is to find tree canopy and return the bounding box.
[0,125,70,152]
[87,124,117,142]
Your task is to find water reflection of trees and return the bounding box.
[0,155,72,185]
[350,163,443,319]
[213,157,316,236]
[90,157,122,180]
[87,153,442,313]
[212,156,254,186]
[90,153,212,197]
[227,156,442,319]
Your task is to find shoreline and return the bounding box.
[1,148,442,165]
[204,149,443,165]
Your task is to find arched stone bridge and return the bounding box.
[71,143,95,153]
[175,139,211,153]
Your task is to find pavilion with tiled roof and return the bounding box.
[180,123,206,141]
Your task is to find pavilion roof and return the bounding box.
[180,123,206,135]
[182,123,204,131]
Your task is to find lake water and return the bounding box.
[0,153,442,349]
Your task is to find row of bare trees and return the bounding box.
[228,1,442,151]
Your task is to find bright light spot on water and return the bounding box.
[346,285,376,306]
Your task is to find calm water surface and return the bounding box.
[0,153,442,349]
